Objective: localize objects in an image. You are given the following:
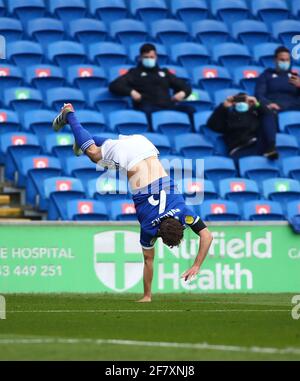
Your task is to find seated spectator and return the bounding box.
[207,92,278,159]
[255,46,300,112]
[109,43,195,127]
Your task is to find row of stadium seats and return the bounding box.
[4,141,300,190]
[2,39,296,73]
[2,15,300,48]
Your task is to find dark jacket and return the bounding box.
[255,68,300,110]
[109,63,192,108]
[207,104,265,151]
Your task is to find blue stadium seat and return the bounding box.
[0,18,23,43]
[48,0,87,25]
[0,0,5,16]
[212,43,252,72]
[262,178,300,206]
[89,0,128,25]
[279,111,300,144]
[89,42,127,71]
[67,65,107,97]
[160,155,194,178]
[48,41,86,70]
[282,156,300,182]
[25,155,62,206]
[64,155,97,183]
[181,178,218,200]
[170,43,210,74]
[211,0,249,25]
[193,65,232,94]
[66,199,109,221]
[25,65,65,96]
[232,20,270,50]
[171,0,208,25]
[44,133,74,164]
[182,89,213,112]
[130,0,168,24]
[202,156,236,183]
[9,0,46,26]
[243,200,285,221]
[239,156,280,183]
[174,133,214,158]
[286,201,300,220]
[110,199,137,221]
[17,154,61,188]
[214,88,244,106]
[108,110,149,134]
[7,41,43,69]
[272,20,300,50]
[0,132,39,165]
[23,109,57,140]
[75,110,106,135]
[253,43,280,68]
[0,109,20,134]
[219,178,260,203]
[110,19,148,46]
[0,64,23,91]
[202,126,227,156]
[47,87,85,111]
[192,20,229,48]
[109,65,134,82]
[45,177,86,219]
[276,133,299,158]
[143,133,171,156]
[164,65,190,81]
[200,200,241,221]
[193,110,213,133]
[88,175,129,202]
[69,18,107,45]
[292,1,300,18]
[151,19,189,46]
[89,88,129,116]
[27,18,64,47]
[152,111,192,138]
[252,0,289,28]
[129,43,168,65]
[1,132,41,180]
[4,87,43,115]
[233,66,263,94]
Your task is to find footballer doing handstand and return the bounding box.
[53,104,213,302]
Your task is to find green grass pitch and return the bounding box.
[0,293,299,361]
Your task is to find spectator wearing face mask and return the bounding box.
[109,43,195,128]
[255,46,300,112]
[207,93,278,159]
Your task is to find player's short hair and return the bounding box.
[274,46,290,58]
[140,43,157,55]
[158,218,184,248]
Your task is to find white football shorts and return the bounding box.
[100,134,159,171]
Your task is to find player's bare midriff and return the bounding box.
[128,156,168,190]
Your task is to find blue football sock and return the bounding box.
[67,112,95,152]
[92,136,108,147]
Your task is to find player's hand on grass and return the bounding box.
[136,296,151,303]
[181,265,200,282]
[130,90,142,102]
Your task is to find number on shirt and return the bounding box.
[148,190,167,214]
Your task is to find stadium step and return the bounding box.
[0,207,23,218]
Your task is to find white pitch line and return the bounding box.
[0,337,299,356]
[6,309,290,313]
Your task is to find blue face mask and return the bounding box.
[142,58,156,69]
[278,61,290,71]
[235,102,249,113]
